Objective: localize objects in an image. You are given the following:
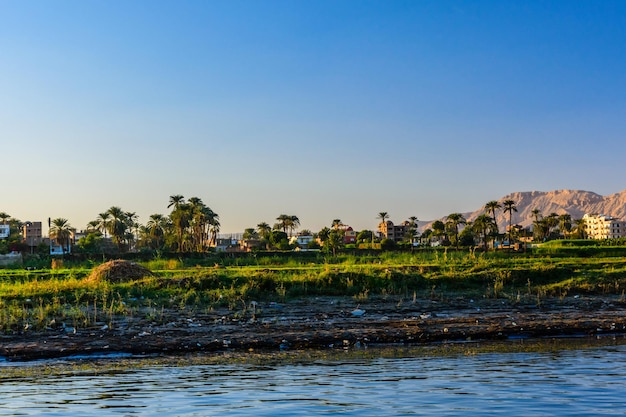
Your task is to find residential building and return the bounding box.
[214,237,240,252]
[0,224,9,239]
[22,221,43,252]
[583,213,626,240]
[343,226,357,244]
[290,235,315,248]
[378,220,408,243]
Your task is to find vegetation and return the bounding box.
[1,246,626,334]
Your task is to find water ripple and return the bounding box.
[2,345,626,416]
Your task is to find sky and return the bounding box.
[2,0,626,235]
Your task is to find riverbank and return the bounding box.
[2,294,626,361]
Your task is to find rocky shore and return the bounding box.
[2,295,626,361]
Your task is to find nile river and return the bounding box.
[2,339,626,416]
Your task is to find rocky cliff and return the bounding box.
[424,189,626,231]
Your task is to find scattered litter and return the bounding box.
[351,308,366,317]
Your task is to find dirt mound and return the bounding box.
[86,260,153,283]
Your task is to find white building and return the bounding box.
[583,214,626,240]
[0,224,9,239]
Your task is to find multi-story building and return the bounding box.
[378,220,408,243]
[343,226,357,244]
[583,214,626,240]
[22,221,43,247]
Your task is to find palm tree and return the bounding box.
[257,222,271,240]
[558,214,572,239]
[473,214,496,250]
[0,212,10,224]
[431,220,447,245]
[106,206,129,251]
[445,213,466,249]
[96,212,111,238]
[276,214,290,234]
[288,215,300,237]
[377,212,390,240]
[502,199,517,244]
[331,219,343,230]
[86,220,100,233]
[484,201,501,235]
[209,221,220,247]
[146,213,168,249]
[167,194,185,210]
[243,228,258,241]
[531,208,542,224]
[318,227,330,241]
[125,211,139,251]
[49,218,73,253]
[188,198,208,251]
[545,213,559,239]
[205,207,220,249]
[170,203,192,252]
[573,218,586,239]
[406,216,419,246]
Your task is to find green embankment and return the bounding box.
[1,244,626,332]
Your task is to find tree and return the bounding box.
[458,222,477,247]
[275,214,299,237]
[558,214,572,239]
[331,219,343,230]
[96,212,111,239]
[106,206,129,251]
[531,208,542,224]
[257,222,271,240]
[484,201,501,235]
[125,211,139,251]
[276,214,290,234]
[170,203,192,252]
[431,220,447,245]
[406,216,419,247]
[167,194,185,210]
[0,212,10,224]
[269,230,289,250]
[75,232,104,254]
[473,214,496,250]
[209,220,220,247]
[288,215,300,237]
[445,213,466,249]
[49,218,73,253]
[545,213,559,239]
[356,229,374,243]
[325,229,344,256]
[145,213,169,250]
[317,227,331,244]
[502,199,517,243]
[243,228,258,241]
[572,218,586,239]
[187,197,218,252]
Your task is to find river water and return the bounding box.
[2,339,626,416]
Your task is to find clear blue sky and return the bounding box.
[2,0,625,234]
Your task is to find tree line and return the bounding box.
[0,196,599,256]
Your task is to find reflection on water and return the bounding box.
[2,341,626,416]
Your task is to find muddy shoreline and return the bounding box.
[2,295,626,361]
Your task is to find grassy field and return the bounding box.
[1,243,626,333]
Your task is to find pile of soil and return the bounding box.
[86,260,153,283]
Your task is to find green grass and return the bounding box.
[2,249,626,332]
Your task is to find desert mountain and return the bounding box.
[423,189,626,231]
